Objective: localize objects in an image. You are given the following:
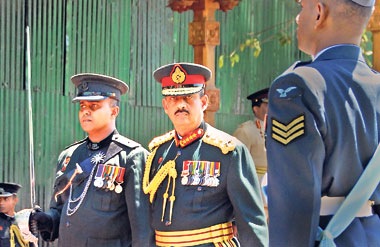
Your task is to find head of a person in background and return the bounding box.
[71,73,129,142]
[247,88,269,122]
[295,0,375,57]
[0,182,22,216]
[153,63,211,137]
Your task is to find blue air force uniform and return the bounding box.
[266,45,380,246]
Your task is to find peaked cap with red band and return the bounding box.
[153,62,212,96]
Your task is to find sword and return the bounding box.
[25,25,40,245]
[26,25,36,209]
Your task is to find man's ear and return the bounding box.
[200,94,209,111]
[253,106,259,116]
[112,105,119,118]
[162,98,169,114]
[315,2,327,28]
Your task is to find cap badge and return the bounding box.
[79,81,89,91]
[171,66,186,84]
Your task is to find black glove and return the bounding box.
[29,206,53,233]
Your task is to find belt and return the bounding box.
[155,222,234,246]
[320,196,374,217]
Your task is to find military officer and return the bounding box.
[266,0,380,246]
[30,73,154,246]
[233,88,269,182]
[143,62,268,246]
[0,182,30,247]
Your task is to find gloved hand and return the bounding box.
[29,206,53,233]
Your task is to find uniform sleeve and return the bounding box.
[124,146,155,246]
[266,72,326,246]
[233,124,253,149]
[42,150,71,242]
[227,144,268,246]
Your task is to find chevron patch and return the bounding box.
[271,115,305,145]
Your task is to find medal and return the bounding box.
[192,175,200,185]
[106,166,116,190]
[181,176,188,185]
[94,164,105,187]
[114,167,126,194]
[94,178,104,188]
[115,184,122,193]
[109,166,120,191]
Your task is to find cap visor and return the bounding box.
[0,192,13,197]
[72,95,108,103]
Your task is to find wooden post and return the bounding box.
[189,0,220,126]
[168,0,240,126]
[368,0,380,71]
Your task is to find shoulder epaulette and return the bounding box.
[57,139,85,161]
[148,130,175,151]
[113,134,141,149]
[63,138,86,150]
[202,125,236,154]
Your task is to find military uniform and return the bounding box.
[233,118,267,181]
[0,213,28,247]
[33,73,154,247]
[41,131,152,246]
[144,123,267,246]
[266,45,380,246]
[0,183,29,247]
[233,88,268,182]
[144,62,268,247]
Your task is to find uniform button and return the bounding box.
[197,186,202,191]
[66,221,70,227]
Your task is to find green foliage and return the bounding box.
[360,30,373,67]
[218,19,295,68]
[219,25,374,68]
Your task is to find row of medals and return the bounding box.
[181,175,220,187]
[93,166,124,194]
[94,176,123,193]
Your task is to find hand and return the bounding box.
[29,207,53,233]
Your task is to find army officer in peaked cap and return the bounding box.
[143,62,268,246]
[30,73,154,247]
[233,88,269,183]
[266,0,380,246]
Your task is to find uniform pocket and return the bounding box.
[91,187,123,211]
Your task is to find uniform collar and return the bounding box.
[174,122,206,148]
[0,212,14,221]
[86,130,116,150]
[313,45,364,63]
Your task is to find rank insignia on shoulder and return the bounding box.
[148,131,175,151]
[271,115,305,145]
[202,126,236,154]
